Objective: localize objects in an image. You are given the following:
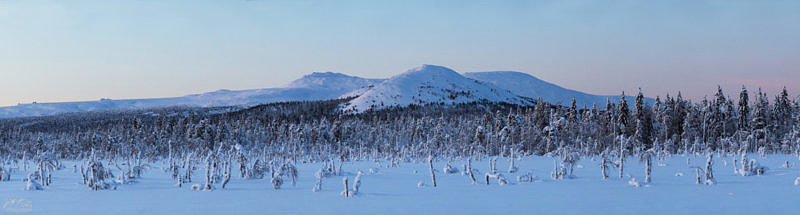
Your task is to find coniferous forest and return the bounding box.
[1,85,799,214]
[1,87,797,161]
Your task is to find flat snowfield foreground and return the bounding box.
[2,155,799,215]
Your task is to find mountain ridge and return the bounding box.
[0,65,647,118]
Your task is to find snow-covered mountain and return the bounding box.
[463,71,646,107]
[0,64,648,118]
[341,65,531,112]
[0,72,382,118]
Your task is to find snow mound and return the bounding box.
[342,65,531,112]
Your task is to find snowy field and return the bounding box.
[2,154,799,215]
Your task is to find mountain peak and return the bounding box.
[401,64,458,75]
[342,65,530,112]
[284,72,381,90]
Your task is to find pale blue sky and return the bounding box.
[1,0,799,106]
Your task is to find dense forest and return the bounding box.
[1,86,797,161]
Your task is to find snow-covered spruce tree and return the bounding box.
[489,157,498,174]
[271,166,283,190]
[466,158,477,184]
[313,170,323,192]
[428,156,437,187]
[86,152,112,190]
[341,177,351,197]
[184,155,193,183]
[282,162,298,187]
[202,160,214,191]
[738,86,750,131]
[508,148,518,174]
[352,171,362,195]
[0,166,9,182]
[600,151,608,180]
[704,153,715,185]
[221,156,232,189]
[618,136,627,179]
[234,144,248,178]
[640,149,653,183]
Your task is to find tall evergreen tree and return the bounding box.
[616,92,630,136]
[738,86,750,131]
[634,90,653,150]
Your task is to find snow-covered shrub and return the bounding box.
[352,171,362,195]
[517,172,536,183]
[86,157,113,190]
[271,171,283,190]
[442,162,459,174]
[600,152,609,180]
[245,160,266,179]
[281,163,298,186]
[795,177,800,186]
[25,173,43,191]
[368,167,379,175]
[628,178,640,187]
[314,161,336,178]
[0,167,9,182]
[417,181,425,188]
[485,173,508,186]
[704,153,715,184]
[738,154,767,176]
[115,170,136,185]
[312,176,323,192]
[508,149,518,174]
[464,158,477,184]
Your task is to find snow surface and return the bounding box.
[342,65,531,112]
[1,155,799,214]
[463,71,647,107]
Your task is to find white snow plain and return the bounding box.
[2,154,798,215]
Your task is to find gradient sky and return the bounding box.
[1,0,799,106]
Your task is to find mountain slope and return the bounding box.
[463,71,646,107]
[0,72,382,118]
[341,65,531,112]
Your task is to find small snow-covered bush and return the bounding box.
[368,167,380,175]
[795,177,800,186]
[442,163,459,174]
[417,181,425,188]
[485,173,509,186]
[0,167,10,181]
[517,172,536,183]
[628,178,640,187]
[271,173,283,190]
[25,173,43,191]
[312,177,323,192]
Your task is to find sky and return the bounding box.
[1,0,799,106]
